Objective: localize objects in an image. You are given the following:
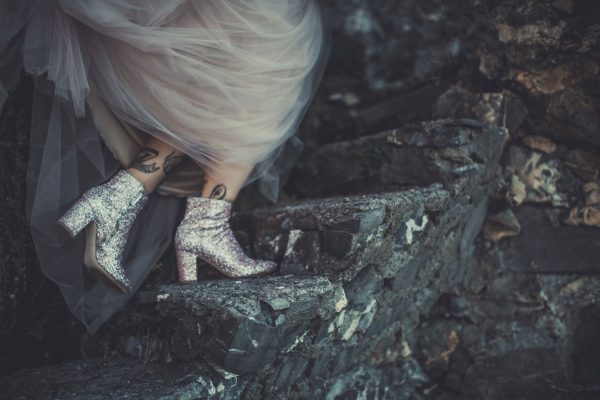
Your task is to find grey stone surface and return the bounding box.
[434,84,528,138]
[234,184,449,281]
[498,205,600,273]
[410,244,600,400]
[289,118,508,199]
[0,357,246,400]
[74,117,508,398]
[0,114,514,398]
[126,275,346,375]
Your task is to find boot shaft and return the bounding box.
[87,169,150,240]
[92,169,149,211]
[181,196,233,225]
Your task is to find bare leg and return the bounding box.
[127,136,186,192]
[127,135,253,200]
[201,164,255,202]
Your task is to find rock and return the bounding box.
[504,143,578,207]
[543,88,600,150]
[434,85,528,137]
[571,305,600,384]
[583,182,600,205]
[494,0,568,66]
[522,135,557,154]
[563,205,600,228]
[279,230,321,274]
[125,275,346,375]
[233,186,447,281]
[561,149,600,182]
[5,116,503,398]
[0,357,245,400]
[98,118,504,396]
[288,118,508,199]
[322,365,383,400]
[498,205,600,273]
[2,106,509,398]
[461,347,566,400]
[415,228,600,398]
[483,209,521,241]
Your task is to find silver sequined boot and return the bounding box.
[174,197,278,281]
[57,169,150,293]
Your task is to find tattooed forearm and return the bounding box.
[131,147,160,173]
[209,184,227,199]
[163,151,185,176]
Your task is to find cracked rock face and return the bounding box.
[81,117,508,398]
[1,112,497,397]
[129,275,346,375]
[0,357,248,400]
[288,118,508,199]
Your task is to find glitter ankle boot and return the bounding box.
[57,169,150,293]
[174,196,278,282]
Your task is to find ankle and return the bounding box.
[126,167,160,193]
[185,196,233,220]
[199,189,238,202]
[196,196,233,204]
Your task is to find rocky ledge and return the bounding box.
[1,118,515,399]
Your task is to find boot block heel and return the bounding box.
[57,197,94,238]
[176,249,198,282]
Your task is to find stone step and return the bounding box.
[231,184,449,280]
[94,118,508,380]
[120,275,346,376]
[1,118,510,398]
[95,182,452,379]
[227,118,507,282]
[287,118,508,199]
[0,357,245,400]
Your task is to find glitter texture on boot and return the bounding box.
[174,196,278,281]
[57,169,150,293]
